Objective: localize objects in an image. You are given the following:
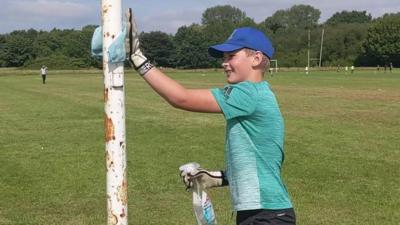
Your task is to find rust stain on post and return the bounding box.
[107,198,118,225]
[102,4,109,14]
[120,208,126,218]
[107,197,118,225]
[108,213,118,225]
[117,178,128,205]
[104,88,109,102]
[105,151,114,170]
[115,168,128,205]
[104,116,115,142]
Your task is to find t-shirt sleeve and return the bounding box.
[211,83,256,120]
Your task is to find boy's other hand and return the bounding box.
[180,168,226,190]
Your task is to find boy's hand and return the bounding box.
[125,8,151,74]
[180,168,227,190]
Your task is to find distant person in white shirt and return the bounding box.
[40,65,48,84]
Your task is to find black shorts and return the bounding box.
[236,208,296,225]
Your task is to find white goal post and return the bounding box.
[269,59,278,74]
[101,0,128,224]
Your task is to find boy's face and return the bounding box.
[222,49,254,84]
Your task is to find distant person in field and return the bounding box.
[351,66,355,74]
[377,65,380,72]
[40,65,48,84]
[390,62,393,73]
[125,10,296,225]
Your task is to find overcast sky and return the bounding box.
[1,0,399,34]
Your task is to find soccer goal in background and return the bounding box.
[269,59,278,74]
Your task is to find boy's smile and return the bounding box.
[222,49,252,84]
[222,49,265,84]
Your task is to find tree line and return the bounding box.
[0,5,399,69]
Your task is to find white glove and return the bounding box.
[180,167,228,190]
[125,8,153,75]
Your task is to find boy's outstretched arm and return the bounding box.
[142,68,221,113]
[126,8,221,113]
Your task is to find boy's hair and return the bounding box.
[243,48,270,75]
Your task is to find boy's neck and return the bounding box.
[245,70,264,83]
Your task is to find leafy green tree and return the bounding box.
[270,27,322,67]
[202,16,256,44]
[326,10,372,25]
[201,5,250,44]
[26,26,98,69]
[62,31,87,58]
[201,5,255,67]
[2,31,36,67]
[202,5,246,25]
[31,29,65,59]
[260,10,288,34]
[288,5,321,29]
[0,5,393,69]
[32,33,56,57]
[174,24,212,68]
[238,17,257,27]
[362,13,400,66]
[140,31,175,67]
[258,5,320,67]
[0,35,6,66]
[261,5,320,33]
[203,21,235,44]
[322,24,369,66]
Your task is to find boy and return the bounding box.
[127,11,295,225]
[40,65,48,84]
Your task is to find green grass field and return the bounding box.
[1,69,399,225]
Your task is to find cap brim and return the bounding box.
[208,43,243,58]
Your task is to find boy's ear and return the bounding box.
[252,51,264,67]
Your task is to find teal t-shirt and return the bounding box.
[211,81,292,211]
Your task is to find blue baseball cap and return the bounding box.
[208,27,274,59]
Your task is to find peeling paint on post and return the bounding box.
[102,0,128,224]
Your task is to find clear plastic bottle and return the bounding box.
[180,163,217,225]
